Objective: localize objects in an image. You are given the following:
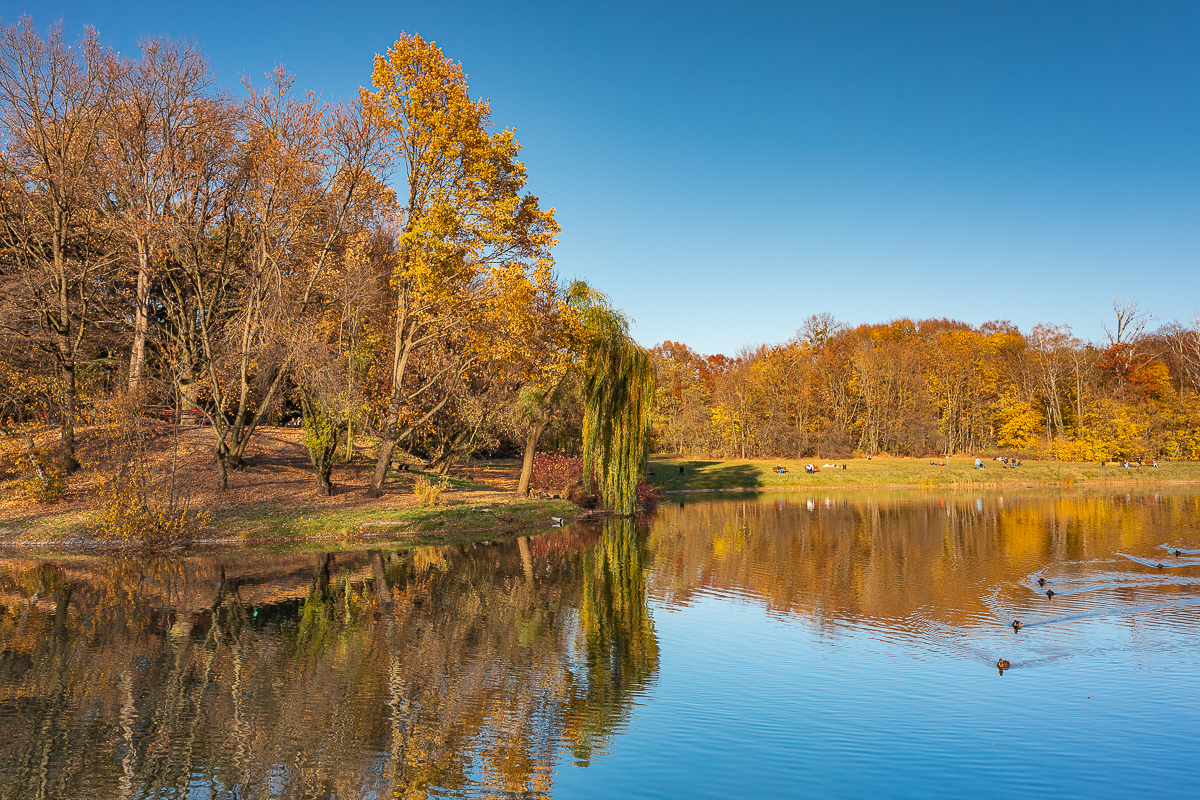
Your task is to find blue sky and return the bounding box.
[5,1,1199,354]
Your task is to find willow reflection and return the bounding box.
[0,522,660,799]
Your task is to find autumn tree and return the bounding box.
[0,17,117,472]
[362,33,557,498]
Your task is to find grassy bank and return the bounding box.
[646,455,1200,492]
[0,488,579,549]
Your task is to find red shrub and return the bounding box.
[530,453,584,493]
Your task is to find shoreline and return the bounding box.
[647,455,1200,493]
[0,503,598,555]
[660,479,1200,494]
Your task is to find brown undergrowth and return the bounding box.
[0,421,573,545]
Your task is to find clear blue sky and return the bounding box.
[5,1,1199,354]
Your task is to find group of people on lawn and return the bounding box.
[773,463,845,474]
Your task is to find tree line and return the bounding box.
[0,18,653,515]
[651,305,1200,461]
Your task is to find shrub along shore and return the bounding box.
[646,455,1200,492]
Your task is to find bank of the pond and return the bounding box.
[0,495,583,550]
[647,455,1200,492]
[0,495,582,551]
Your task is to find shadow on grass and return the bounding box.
[646,459,763,491]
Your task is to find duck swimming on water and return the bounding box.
[1175,550,1183,557]
[1037,577,1046,586]
[997,659,1011,672]
[1156,563,1164,569]
[1011,620,1023,631]
[1046,589,1056,598]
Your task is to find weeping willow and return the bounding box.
[582,332,655,515]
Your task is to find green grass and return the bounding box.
[384,468,492,490]
[0,495,578,550]
[646,455,1200,492]
[209,497,578,543]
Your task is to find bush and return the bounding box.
[530,453,584,494]
[412,475,446,508]
[18,440,65,503]
[21,469,65,503]
[89,393,207,550]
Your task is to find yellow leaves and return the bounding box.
[995,388,1041,450]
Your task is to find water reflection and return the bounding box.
[2,492,1199,798]
[646,492,1200,673]
[0,519,656,799]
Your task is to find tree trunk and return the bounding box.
[369,313,412,498]
[58,359,79,474]
[215,440,229,491]
[314,459,335,496]
[368,439,398,498]
[516,418,549,497]
[128,240,150,389]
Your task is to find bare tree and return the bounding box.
[102,37,216,390]
[0,17,117,472]
[1161,314,1200,395]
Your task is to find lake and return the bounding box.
[2,489,1199,798]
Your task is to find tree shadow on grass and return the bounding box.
[646,459,763,491]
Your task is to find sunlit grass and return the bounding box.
[646,455,1200,492]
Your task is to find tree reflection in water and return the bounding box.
[0,519,659,799]
[8,492,1191,797]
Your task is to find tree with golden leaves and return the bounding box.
[362,33,557,497]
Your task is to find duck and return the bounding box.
[1037,577,1046,586]
[1174,550,1183,557]
[1011,620,1023,631]
[1156,563,1164,569]
[997,659,1011,671]
[1046,589,1056,599]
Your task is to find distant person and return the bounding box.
[974,458,983,469]
[1152,459,1159,468]
[805,464,815,474]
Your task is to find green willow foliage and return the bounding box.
[582,333,655,515]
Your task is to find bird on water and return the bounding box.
[997,659,1011,672]
[1175,549,1183,556]
[1156,563,1164,569]
[1037,577,1046,586]
[1011,620,1023,631]
[1046,589,1056,598]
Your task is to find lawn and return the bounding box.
[646,455,1200,492]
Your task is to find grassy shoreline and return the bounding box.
[0,495,581,552]
[647,455,1200,492]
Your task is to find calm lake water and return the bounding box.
[2,490,1200,799]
